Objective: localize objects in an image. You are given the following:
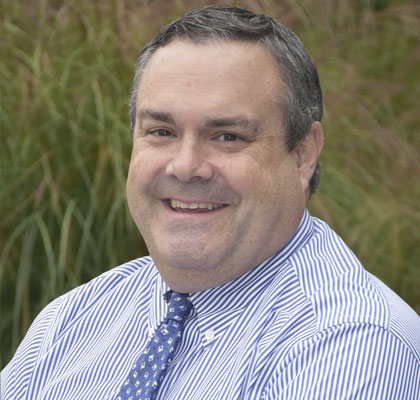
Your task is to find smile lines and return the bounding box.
[169,199,225,211]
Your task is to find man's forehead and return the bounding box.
[141,39,281,82]
[137,40,284,108]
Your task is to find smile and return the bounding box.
[169,199,225,211]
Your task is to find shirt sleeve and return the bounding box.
[262,322,420,399]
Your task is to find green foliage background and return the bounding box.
[1,0,419,367]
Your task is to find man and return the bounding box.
[2,5,420,399]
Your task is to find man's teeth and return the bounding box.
[170,199,224,210]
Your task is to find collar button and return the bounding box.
[204,328,215,342]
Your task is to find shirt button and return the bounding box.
[204,328,215,342]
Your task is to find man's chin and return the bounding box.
[154,251,215,271]
[153,256,230,293]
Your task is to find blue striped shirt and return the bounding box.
[2,210,420,399]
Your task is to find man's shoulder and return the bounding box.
[368,273,420,358]
[95,256,155,283]
[35,256,157,340]
[257,214,420,400]
[61,256,156,308]
[291,216,420,346]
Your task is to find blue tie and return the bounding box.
[116,291,192,400]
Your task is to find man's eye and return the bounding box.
[150,129,172,137]
[218,133,241,141]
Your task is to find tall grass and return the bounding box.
[1,0,419,367]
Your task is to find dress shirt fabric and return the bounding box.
[2,210,420,399]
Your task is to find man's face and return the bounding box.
[127,40,308,291]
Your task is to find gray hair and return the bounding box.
[130,5,323,193]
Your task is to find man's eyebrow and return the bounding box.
[137,110,260,133]
[137,109,175,127]
[204,117,260,132]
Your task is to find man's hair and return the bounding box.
[130,5,323,193]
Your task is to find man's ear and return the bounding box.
[295,121,323,195]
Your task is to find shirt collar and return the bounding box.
[149,209,314,346]
[147,273,170,337]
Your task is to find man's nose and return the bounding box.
[165,137,214,182]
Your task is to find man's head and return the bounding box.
[126,6,323,292]
[130,5,323,193]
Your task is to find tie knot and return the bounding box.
[166,291,193,322]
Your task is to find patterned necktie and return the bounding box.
[116,291,193,400]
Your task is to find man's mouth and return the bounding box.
[168,199,226,212]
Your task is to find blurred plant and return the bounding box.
[1,0,419,367]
